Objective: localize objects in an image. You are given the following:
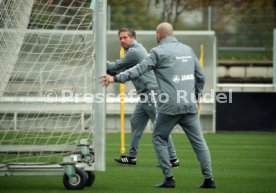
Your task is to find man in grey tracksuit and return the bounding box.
[101,23,215,189]
[109,28,179,167]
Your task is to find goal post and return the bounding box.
[0,0,106,188]
[94,0,106,171]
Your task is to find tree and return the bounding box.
[107,0,159,30]
[148,0,208,29]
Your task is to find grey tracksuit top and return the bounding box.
[107,40,159,94]
[115,36,205,115]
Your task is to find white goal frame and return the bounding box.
[0,0,106,182]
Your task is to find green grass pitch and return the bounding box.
[0,132,276,193]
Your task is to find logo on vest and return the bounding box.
[176,55,192,62]
[172,74,194,83]
[172,75,181,83]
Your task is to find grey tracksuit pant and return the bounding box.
[128,100,177,161]
[152,113,213,179]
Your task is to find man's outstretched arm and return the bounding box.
[107,48,140,74]
[100,50,158,86]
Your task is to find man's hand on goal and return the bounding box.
[100,74,115,87]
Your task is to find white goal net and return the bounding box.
[0,0,102,169]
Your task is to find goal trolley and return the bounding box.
[0,0,106,190]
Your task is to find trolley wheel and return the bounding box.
[85,171,96,187]
[63,168,87,190]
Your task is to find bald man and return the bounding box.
[100,22,216,189]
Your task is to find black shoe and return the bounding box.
[200,178,216,189]
[170,159,180,168]
[114,156,136,166]
[154,177,175,188]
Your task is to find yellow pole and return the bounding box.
[199,44,204,68]
[198,44,204,114]
[120,47,126,155]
